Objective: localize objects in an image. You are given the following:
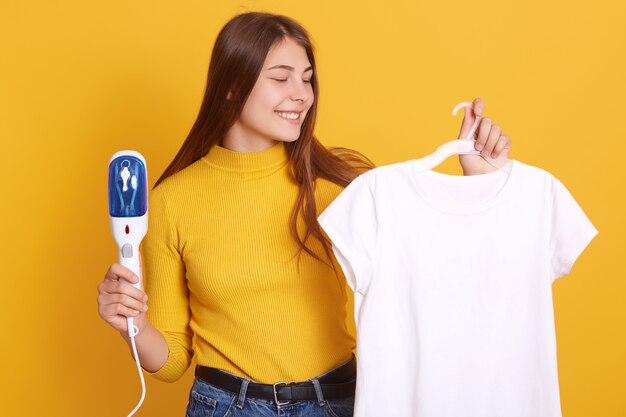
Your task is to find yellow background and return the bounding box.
[1,0,624,416]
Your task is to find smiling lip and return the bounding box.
[275,110,303,124]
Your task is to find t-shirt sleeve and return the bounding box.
[549,176,598,281]
[139,187,194,382]
[318,174,378,294]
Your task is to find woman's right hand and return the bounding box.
[97,263,149,335]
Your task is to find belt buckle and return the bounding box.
[272,381,290,406]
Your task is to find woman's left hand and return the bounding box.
[457,98,512,175]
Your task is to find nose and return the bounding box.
[290,80,311,104]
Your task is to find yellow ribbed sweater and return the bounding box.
[141,141,356,383]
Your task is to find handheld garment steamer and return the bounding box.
[108,151,148,417]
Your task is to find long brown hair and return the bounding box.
[155,12,375,268]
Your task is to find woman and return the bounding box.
[97,12,511,417]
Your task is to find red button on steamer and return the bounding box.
[125,225,130,234]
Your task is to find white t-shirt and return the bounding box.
[317,159,598,417]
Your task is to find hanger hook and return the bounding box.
[452,101,481,141]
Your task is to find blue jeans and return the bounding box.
[185,372,355,417]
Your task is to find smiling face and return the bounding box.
[223,37,315,152]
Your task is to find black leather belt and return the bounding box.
[195,355,356,405]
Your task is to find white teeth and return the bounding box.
[276,111,300,120]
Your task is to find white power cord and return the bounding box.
[126,317,146,417]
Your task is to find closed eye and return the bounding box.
[271,78,312,85]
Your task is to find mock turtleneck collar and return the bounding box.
[201,141,290,174]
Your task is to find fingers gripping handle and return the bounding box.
[119,246,142,289]
[120,247,142,337]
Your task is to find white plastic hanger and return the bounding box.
[413,101,512,174]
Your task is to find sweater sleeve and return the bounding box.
[140,186,194,382]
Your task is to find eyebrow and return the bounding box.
[266,65,313,73]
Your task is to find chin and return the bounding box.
[273,132,302,143]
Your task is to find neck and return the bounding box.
[222,127,281,153]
